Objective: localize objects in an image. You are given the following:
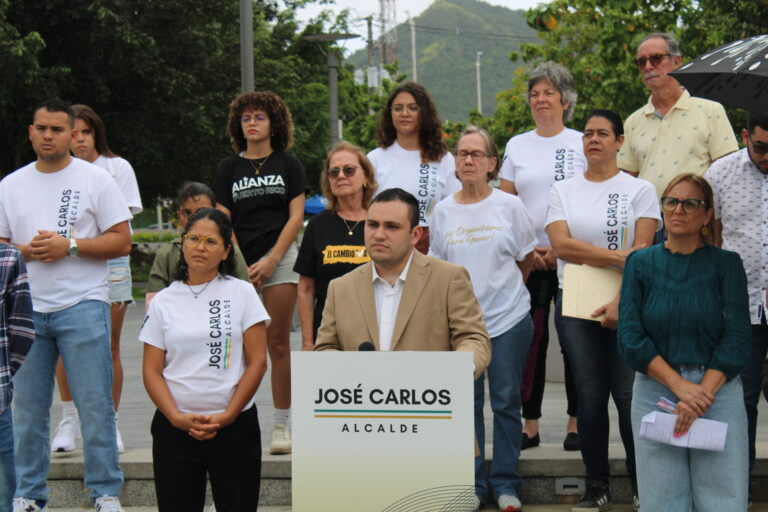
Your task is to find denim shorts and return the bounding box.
[262,243,299,288]
[107,255,133,303]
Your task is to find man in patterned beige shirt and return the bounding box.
[619,32,738,198]
[706,111,768,500]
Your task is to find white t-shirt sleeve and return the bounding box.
[545,183,566,227]
[0,181,11,239]
[509,200,537,260]
[240,281,271,330]
[95,178,133,231]
[499,138,516,182]
[139,298,166,351]
[440,152,461,198]
[113,158,143,214]
[634,181,663,229]
[427,202,446,260]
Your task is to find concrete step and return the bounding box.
[46,443,768,508]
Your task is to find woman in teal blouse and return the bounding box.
[618,173,751,511]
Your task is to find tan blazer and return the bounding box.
[315,250,491,379]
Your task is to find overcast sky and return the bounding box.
[293,0,543,53]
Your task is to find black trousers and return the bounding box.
[521,269,578,419]
[151,406,262,512]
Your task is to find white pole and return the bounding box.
[409,14,417,82]
[475,51,483,114]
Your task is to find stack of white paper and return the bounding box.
[639,411,728,451]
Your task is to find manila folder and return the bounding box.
[562,264,622,321]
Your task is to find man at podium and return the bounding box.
[315,188,490,379]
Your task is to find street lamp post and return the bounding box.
[476,51,483,115]
[239,0,254,92]
[303,33,360,147]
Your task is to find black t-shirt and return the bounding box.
[293,209,370,339]
[213,152,307,264]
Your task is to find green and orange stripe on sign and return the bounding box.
[314,409,452,420]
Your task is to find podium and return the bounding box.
[291,351,475,511]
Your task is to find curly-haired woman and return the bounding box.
[212,91,307,455]
[367,82,459,253]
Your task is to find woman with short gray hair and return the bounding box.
[499,61,586,452]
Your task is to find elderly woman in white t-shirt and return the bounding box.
[368,82,460,253]
[499,62,586,451]
[141,208,269,512]
[545,109,660,510]
[430,126,536,512]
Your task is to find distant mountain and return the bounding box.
[346,0,537,122]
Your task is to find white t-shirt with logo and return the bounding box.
[545,171,661,287]
[367,141,461,227]
[93,155,143,215]
[429,189,537,336]
[0,158,132,312]
[499,128,587,246]
[140,276,270,415]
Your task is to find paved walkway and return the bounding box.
[45,301,768,511]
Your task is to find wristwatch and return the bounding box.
[68,238,78,257]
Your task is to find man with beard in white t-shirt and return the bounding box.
[0,100,131,512]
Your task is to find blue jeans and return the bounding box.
[0,408,14,512]
[632,368,748,511]
[474,316,533,501]
[741,319,768,479]
[13,300,123,502]
[555,293,635,483]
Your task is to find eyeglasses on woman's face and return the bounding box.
[659,196,708,214]
[183,233,225,249]
[327,165,359,179]
[455,150,491,161]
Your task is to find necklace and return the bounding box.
[339,215,362,236]
[186,277,215,298]
[247,152,271,175]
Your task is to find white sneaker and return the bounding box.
[51,415,80,452]
[94,496,124,512]
[498,493,523,512]
[12,497,48,511]
[270,423,291,454]
[115,421,125,454]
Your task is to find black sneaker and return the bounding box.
[572,481,611,511]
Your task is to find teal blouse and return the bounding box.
[618,243,750,379]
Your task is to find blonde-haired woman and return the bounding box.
[295,141,377,350]
[619,173,750,511]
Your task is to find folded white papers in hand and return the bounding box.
[639,411,728,452]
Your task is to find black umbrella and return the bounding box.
[670,35,768,115]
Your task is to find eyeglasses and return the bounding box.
[748,134,768,156]
[633,53,671,69]
[390,104,420,114]
[240,113,268,124]
[660,197,708,214]
[183,233,225,249]
[327,165,359,179]
[456,150,491,160]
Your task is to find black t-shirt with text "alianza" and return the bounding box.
[213,152,307,264]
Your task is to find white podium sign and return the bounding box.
[292,351,475,512]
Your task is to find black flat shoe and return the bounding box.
[563,432,580,451]
[521,432,540,450]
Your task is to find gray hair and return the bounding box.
[458,125,500,181]
[526,62,578,122]
[641,32,681,56]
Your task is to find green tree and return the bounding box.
[0,0,379,201]
[481,0,768,152]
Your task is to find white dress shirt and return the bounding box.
[706,148,768,324]
[371,251,414,351]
